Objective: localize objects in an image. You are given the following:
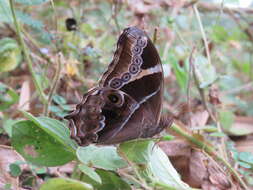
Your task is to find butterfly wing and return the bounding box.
[65,27,165,146]
[97,27,164,144]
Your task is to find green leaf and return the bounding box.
[11,120,75,166]
[0,0,51,44]
[0,38,22,72]
[194,55,217,88]
[77,145,127,171]
[34,73,48,92]
[239,152,253,165]
[219,110,235,131]
[119,139,153,164]
[148,143,190,189]
[119,140,191,190]
[79,164,102,184]
[16,10,44,30]
[211,25,229,43]
[3,184,12,190]
[209,132,226,137]
[22,111,77,151]
[169,54,188,90]
[0,82,19,111]
[15,0,49,5]
[39,178,93,190]
[9,163,22,177]
[0,0,44,30]
[53,94,67,105]
[0,0,12,22]
[238,161,252,169]
[81,169,131,190]
[2,118,20,137]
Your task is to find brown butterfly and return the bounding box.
[65,26,172,146]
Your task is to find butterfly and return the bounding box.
[65,26,172,146]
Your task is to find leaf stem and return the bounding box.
[9,0,47,103]
[43,53,63,116]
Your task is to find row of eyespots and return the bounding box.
[109,36,147,89]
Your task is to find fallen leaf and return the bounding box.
[18,80,31,111]
[229,117,253,136]
[158,139,191,157]
[0,146,25,190]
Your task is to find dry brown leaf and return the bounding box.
[207,163,232,190]
[158,139,191,157]
[18,80,31,111]
[189,151,208,187]
[236,136,253,154]
[0,146,25,190]
[191,110,209,127]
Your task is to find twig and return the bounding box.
[111,0,121,34]
[43,53,63,116]
[9,0,47,104]
[193,4,212,66]
[186,47,196,128]
[193,2,231,165]
[170,123,248,190]
[49,0,57,32]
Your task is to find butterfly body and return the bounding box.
[65,27,169,146]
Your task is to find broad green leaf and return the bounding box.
[119,140,192,190]
[194,55,217,88]
[77,145,127,171]
[81,169,131,190]
[22,111,77,151]
[12,120,75,166]
[219,110,235,131]
[39,178,93,190]
[0,82,19,111]
[148,143,191,189]
[79,164,102,184]
[239,152,253,165]
[2,119,19,137]
[119,139,153,164]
